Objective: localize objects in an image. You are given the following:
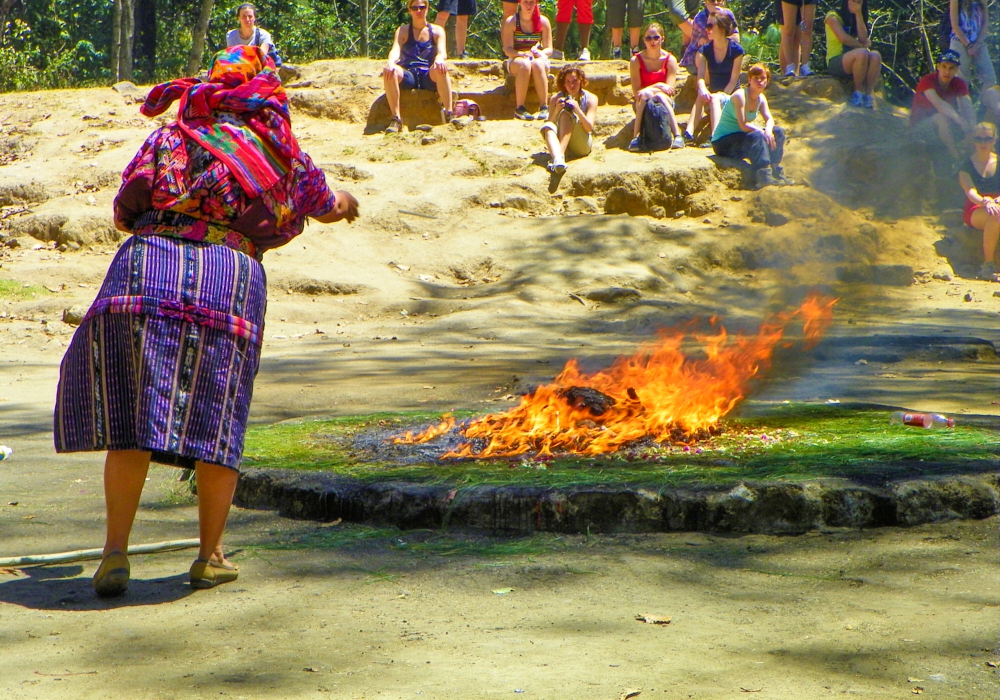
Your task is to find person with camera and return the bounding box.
[540,64,598,174]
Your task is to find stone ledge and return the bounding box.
[234,469,1000,535]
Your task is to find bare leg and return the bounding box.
[780,3,798,74]
[511,58,531,109]
[708,93,723,132]
[629,27,640,54]
[543,124,565,164]
[688,93,706,136]
[455,15,469,55]
[633,95,648,137]
[555,21,571,52]
[677,20,692,46]
[430,67,453,113]
[383,68,404,119]
[865,50,882,94]
[195,460,238,565]
[102,449,152,558]
[843,50,867,92]
[557,111,575,155]
[530,59,549,109]
[612,27,623,51]
[972,209,1000,263]
[932,112,961,159]
[798,4,815,71]
[579,23,592,50]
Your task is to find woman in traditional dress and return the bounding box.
[54,45,358,597]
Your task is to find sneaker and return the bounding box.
[978,261,998,280]
[459,50,470,59]
[535,106,549,122]
[849,91,864,107]
[862,93,874,109]
[578,48,591,61]
[443,109,455,123]
[799,64,813,77]
[550,49,564,60]
[385,116,403,134]
[547,161,567,175]
[514,106,534,121]
[671,135,686,150]
[771,165,795,186]
[628,136,642,152]
[754,167,780,190]
[682,130,694,142]
[784,65,796,77]
[613,47,622,60]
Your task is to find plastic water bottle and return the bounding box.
[0,445,11,460]
[889,412,955,429]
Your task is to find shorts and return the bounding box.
[779,0,816,7]
[665,0,700,25]
[607,0,645,30]
[436,0,477,15]
[400,67,437,91]
[542,118,593,158]
[827,53,847,77]
[964,195,999,227]
[556,0,594,25]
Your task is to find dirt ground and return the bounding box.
[0,59,998,699]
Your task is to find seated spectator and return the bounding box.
[502,0,553,120]
[552,0,594,61]
[541,65,598,174]
[628,23,684,151]
[825,0,881,108]
[711,63,792,189]
[957,122,1000,279]
[685,11,743,143]
[227,4,273,55]
[679,0,740,70]
[434,0,476,59]
[382,1,453,133]
[608,0,645,59]
[950,1,996,90]
[779,0,816,77]
[910,50,976,161]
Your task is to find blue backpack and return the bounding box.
[254,27,283,68]
[640,99,673,152]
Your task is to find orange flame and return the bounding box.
[395,294,837,458]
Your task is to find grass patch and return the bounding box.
[242,404,998,489]
[0,279,47,301]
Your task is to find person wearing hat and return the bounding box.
[910,49,976,160]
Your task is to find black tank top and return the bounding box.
[965,155,1000,195]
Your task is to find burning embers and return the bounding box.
[394,294,837,458]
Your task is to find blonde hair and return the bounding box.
[975,121,998,139]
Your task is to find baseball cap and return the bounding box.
[937,49,961,66]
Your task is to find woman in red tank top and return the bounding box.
[628,22,684,151]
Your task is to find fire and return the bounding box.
[394,294,837,458]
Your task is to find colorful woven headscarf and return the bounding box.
[140,45,299,199]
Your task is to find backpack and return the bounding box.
[254,27,283,68]
[639,99,673,152]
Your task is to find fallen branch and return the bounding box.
[0,538,200,568]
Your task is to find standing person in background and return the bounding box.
[382,0,454,133]
[910,50,976,161]
[779,0,816,77]
[685,11,744,143]
[56,46,359,597]
[608,0,645,60]
[679,0,739,73]
[503,0,553,120]
[949,0,996,90]
[711,63,792,189]
[227,3,273,55]
[433,0,477,59]
[628,22,685,151]
[824,0,882,109]
[957,121,1000,279]
[552,0,594,61]
[776,0,801,79]
[540,65,598,174]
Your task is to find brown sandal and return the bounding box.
[189,558,239,589]
[93,551,130,597]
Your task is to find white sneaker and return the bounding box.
[550,49,564,60]
[578,48,591,61]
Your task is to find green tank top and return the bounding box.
[712,92,758,141]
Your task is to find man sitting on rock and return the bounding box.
[910,50,976,161]
[382,0,454,133]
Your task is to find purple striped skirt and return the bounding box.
[54,234,267,471]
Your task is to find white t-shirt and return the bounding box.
[226,27,273,49]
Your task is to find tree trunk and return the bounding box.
[360,0,369,57]
[112,0,135,81]
[186,0,215,76]
[134,0,157,81]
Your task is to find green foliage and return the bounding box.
[0,280,48,301]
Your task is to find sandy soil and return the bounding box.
[0,60,998,698]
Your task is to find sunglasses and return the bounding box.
[706,23,716,28]
[974,135,996,142]
[409,4,428,10]
[645,35,661,41]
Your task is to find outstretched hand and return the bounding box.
[332,190,359,223]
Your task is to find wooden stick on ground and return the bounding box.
[0,539,201,568]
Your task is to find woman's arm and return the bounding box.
[540,18,553,56]
[949,1,970,49]
[825,14,861,49]
[502,17,519,58]
[723,49,742,95]
[758,94,774,129]
[971,0,989,53]
[547,92,564,122]
[313,191,359,224]
[386,26,404,67]
[432,24,448,69]
[664,54,679,94]
[578,89,598,133]
[854,7,870,46]
[695,51,710,97]
[629,55,642,100]
[732,91,754,132]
